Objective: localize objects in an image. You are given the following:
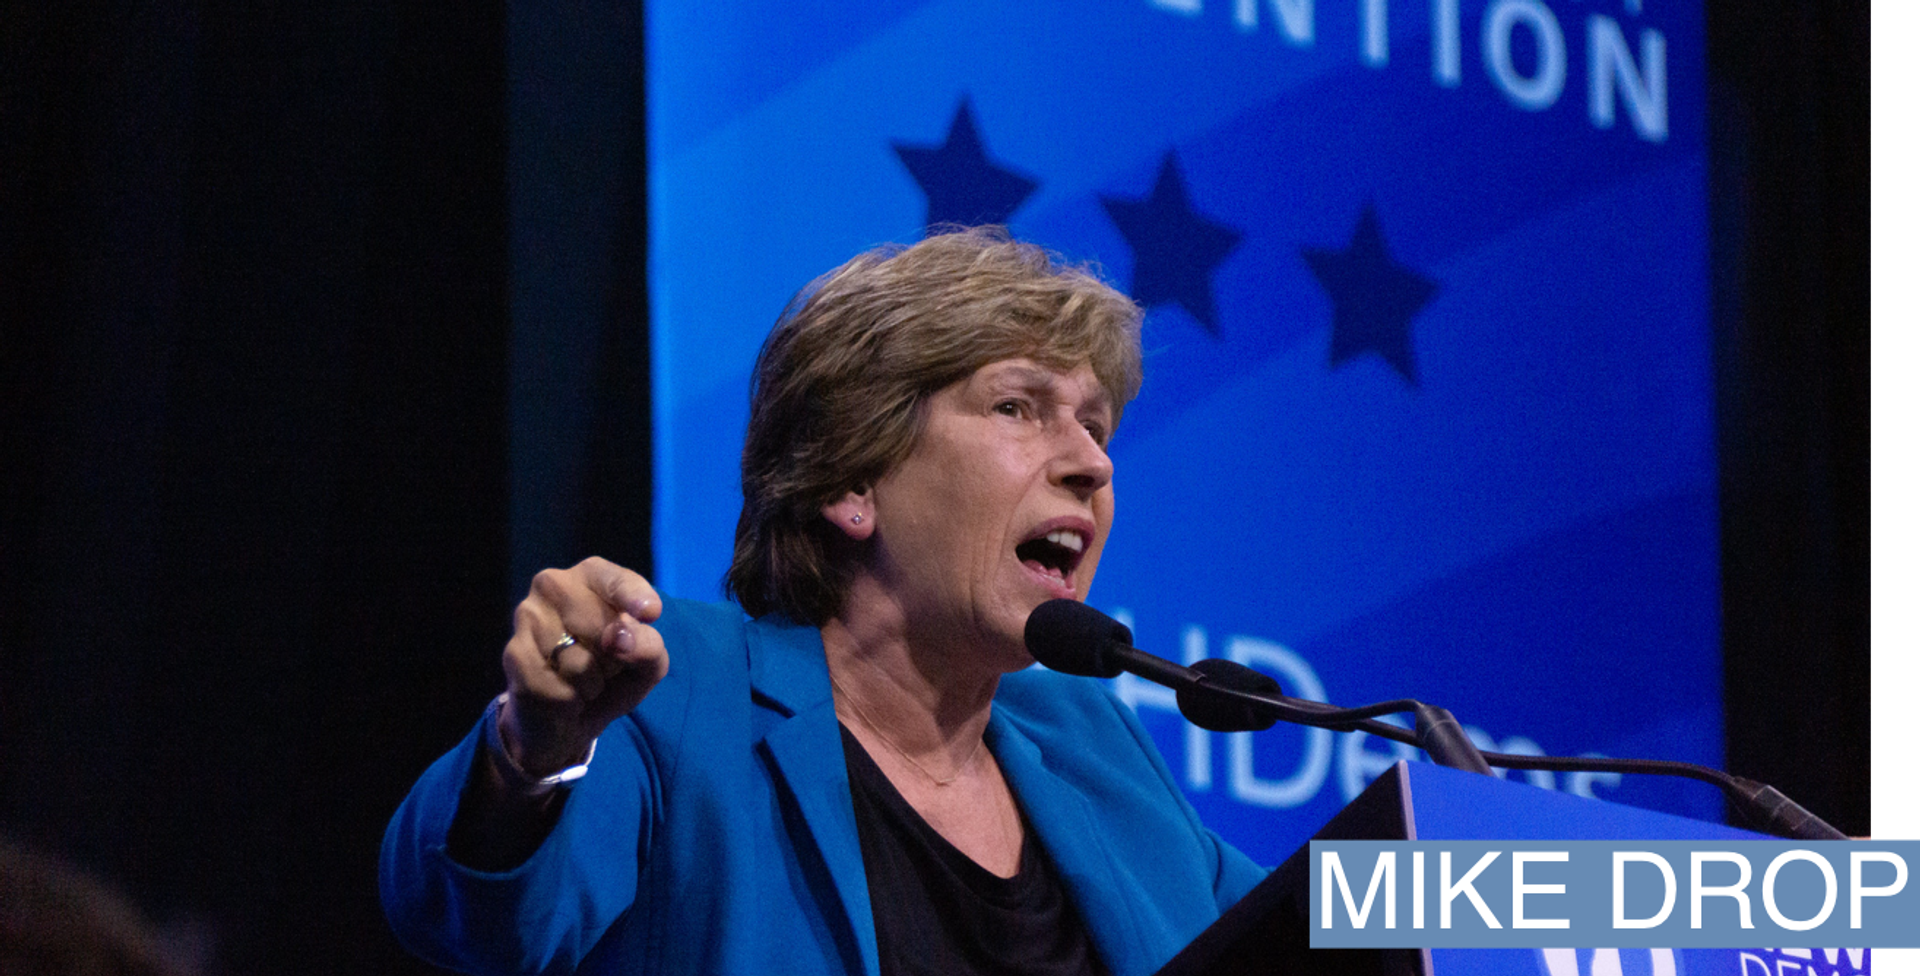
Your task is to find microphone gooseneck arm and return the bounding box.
[1023,599,1848,841]
[1173,656,1846,838]
[1025,599,1497,776]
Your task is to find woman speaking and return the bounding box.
[380,229,1265,975]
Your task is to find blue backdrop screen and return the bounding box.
[648,0,1716,865]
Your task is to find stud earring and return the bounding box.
[851,514,864,525]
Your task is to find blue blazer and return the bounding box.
[381,598,1266,976]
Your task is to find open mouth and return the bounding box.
[1014,528,1088,587]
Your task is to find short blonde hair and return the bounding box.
[726,228,1144,624]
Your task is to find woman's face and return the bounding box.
[863,357,1116,669]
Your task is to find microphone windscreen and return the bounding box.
[1178,658,1282,732]
[1024,599,1132,678]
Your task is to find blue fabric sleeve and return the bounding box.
[378,710,655,975]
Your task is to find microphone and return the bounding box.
[1178,659,1281,733]
[1022,600,1846,839]
[1025,598,1423,740]
[1024,598,1198,688]
[1027,600,1478,764]
[1175,657,1491,774]
[1023,597,1135,678]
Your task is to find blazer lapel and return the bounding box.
[990,711,1153,976]
[747,617,880,976]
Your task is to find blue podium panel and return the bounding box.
[650,0,1720,866]
[1401,765,1871,975]
[1367,765,1868,976]
[1403,762,1760,843]
[1159,764,1873,975]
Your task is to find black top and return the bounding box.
[840,724,1110,976]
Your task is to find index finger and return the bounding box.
[578,556,661,622]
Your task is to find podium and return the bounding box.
[1153,760,1820,976]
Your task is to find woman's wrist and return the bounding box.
[482,693,596,798]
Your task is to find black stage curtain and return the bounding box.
[1,3,513,973]
[0,0,1865,973]
[1709,0,1870,838]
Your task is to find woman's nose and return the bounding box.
[1052,426,1113,497]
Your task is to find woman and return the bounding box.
[381,230,1265,976]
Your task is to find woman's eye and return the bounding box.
[994,400,1026,417]
[1083,423,1108,446]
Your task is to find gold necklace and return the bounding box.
[830,673,986,787]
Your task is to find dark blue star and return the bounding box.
[1099,152,1242,337]
[892,98,1039,231]
[1302,204,1438,385]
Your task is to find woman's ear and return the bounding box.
[822,487,874,541]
